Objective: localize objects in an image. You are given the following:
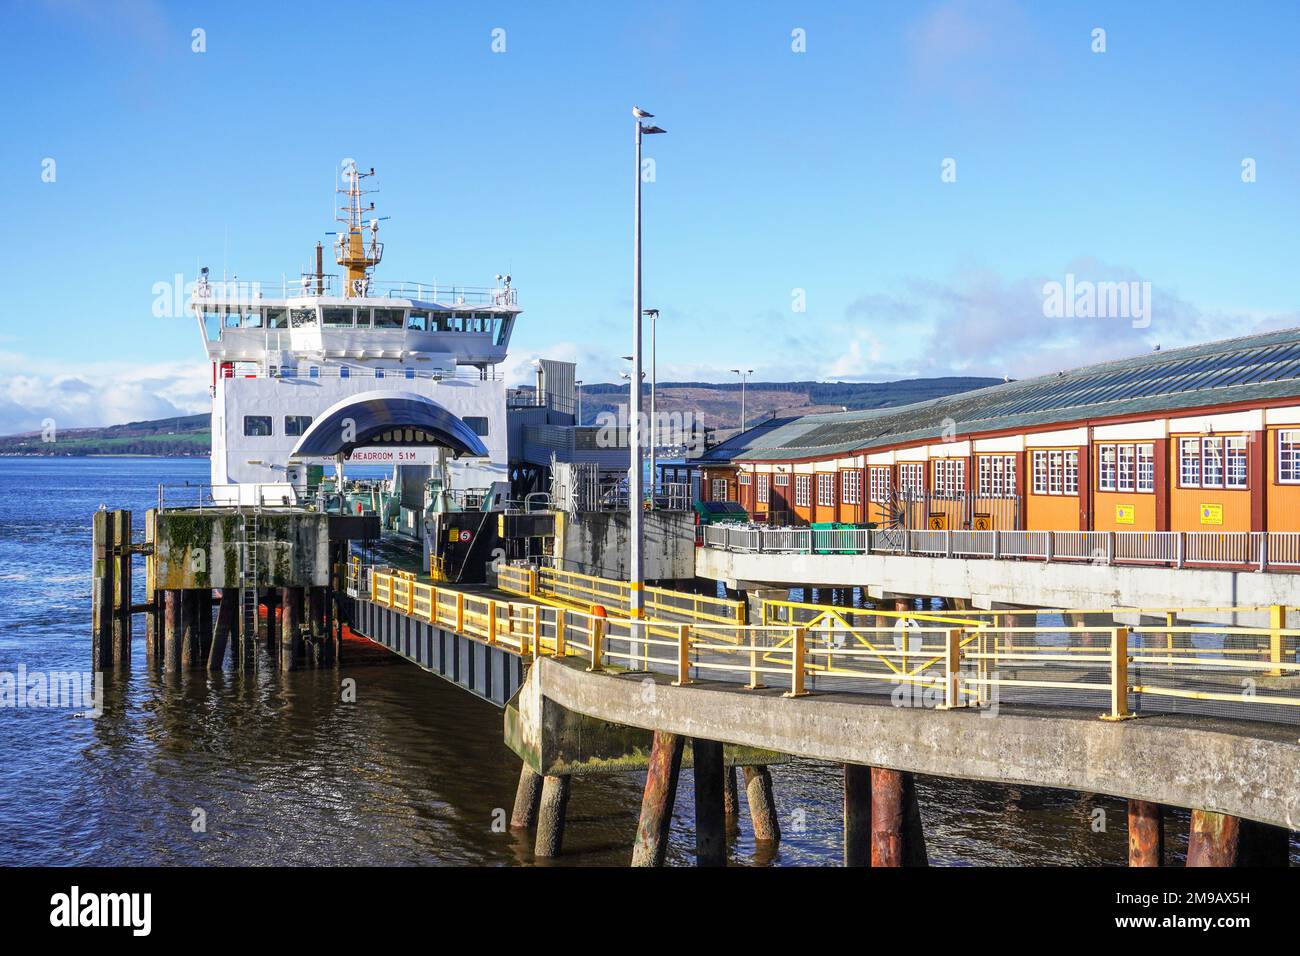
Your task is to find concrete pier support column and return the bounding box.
[533,775,572,859]
[510,765,543,830]
[692,739,726,866]
[307,587,326,664]
[1187,811,1291,866]
[870,768,928,867]
[162,589,183,673]
[196,590,213,662]
[631,731,685,867]
[209,588,236,670]
[1127,800,1164,866]
[743,764,780,844]
[844,764,872,867]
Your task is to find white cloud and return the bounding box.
[0,352,209,436]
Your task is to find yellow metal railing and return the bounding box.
[366,568,1300,723]
[497,564,747,628]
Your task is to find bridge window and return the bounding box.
[1279,430,1300,483]
[243,415,273,437]
[266,307,288,329]
[290,308,317,329]
[464,416,490,437]
[373,308,405,329]
[407,310,429,331]
[284,415,313,437]
[323,307,354,328]
[495,316,513,346]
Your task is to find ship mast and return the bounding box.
[335,161,384,297]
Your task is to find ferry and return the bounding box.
[189,162,582,579]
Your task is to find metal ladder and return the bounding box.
[240,508,260,639]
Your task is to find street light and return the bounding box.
[644,309,660,508]
[630,105,665,627]
[731,368,754,431]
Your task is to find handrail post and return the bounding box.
[455,591,464,633]
[1101,626,1134,721]
[487,599,498,645]
[992,529,1001,561]
[784,625,810,698]
[587,617,605,672]
[938,627,965,709]
[1045,532,1055,563]
[1258,532,1268,573]
[1176,532,1186,569]
[555,609,567,658]
[945,531,953,559]
[1165,610,1176,669]
[1106,532,1116,566]
[672,623,693,685]
[1269,604,1287,678]
[429,585,438,623]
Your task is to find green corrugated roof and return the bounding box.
[717,327,1300,463]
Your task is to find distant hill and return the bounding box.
[0,377,1000,456]
[0,414,209,457]
[575,377,1001,434]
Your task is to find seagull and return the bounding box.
[632,106,654,118]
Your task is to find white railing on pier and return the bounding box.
[700,524,1300,571]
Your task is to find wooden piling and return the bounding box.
[723,765,740,823]
[1127,799,1164,867]
[162,589,183,672]
[692,738,726,866]
[179,590,203,667]
[1188,811,1291,866]
[743,764,780,844]
[870,767,928,867]
[209,588,236,670]
[91,510,115,670]
[197,590,213,662]
[510,764,544,830]
[111,509,132,664]
[844,764,871,866]
[533,775,571,858]
[280,587,301,671]
[631,731,684,867]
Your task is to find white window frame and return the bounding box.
[816,473,836,507]
[869,466,891,504]
[841,470,861,505]
[1098,445,1117,492]
[756,473,769,504]
[794,474,811,507]
[711,478,729,501]
[1137,444,1155,493]
[1179,437,1201,488]
[1280,430,1300,484]
[1032,451,1048,495]
[773,472,789,487]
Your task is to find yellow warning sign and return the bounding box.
[1115,504,1135,525]
[972,514,992,531]
[927,513,948,530]
[1200,504,1223,526]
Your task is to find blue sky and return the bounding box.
[1,0,1298,432]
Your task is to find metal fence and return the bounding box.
[365,568,1300,725]
[701,524,1300,570]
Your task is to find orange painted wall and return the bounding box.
[1025,492,1078,531]
[1093,492,1157,531]
[1267,427,1300,532]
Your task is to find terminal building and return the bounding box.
[698,327,1300,535]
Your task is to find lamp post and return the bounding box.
[731,368,753,431]
[630,106,665,626]
[644,308,660,508]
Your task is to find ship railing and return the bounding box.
[157,482,299,511]
[700,525,1300,571]
[370,281,518,306]
[218,364,500,382]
